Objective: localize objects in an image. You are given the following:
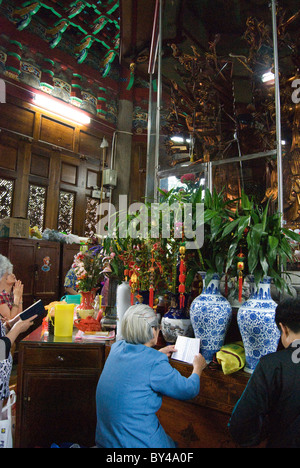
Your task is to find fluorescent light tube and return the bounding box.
[34,94,91,125]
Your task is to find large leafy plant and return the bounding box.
[223,191,300,293]
[103,177,205,294]
[201,188,237,285]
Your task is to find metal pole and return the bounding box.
[145,73,154,201]
[154,0,162,202]
[207,162,213,193]
[271,0,284,225]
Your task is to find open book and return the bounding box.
[172,335,201,364]
[19,299,46,321]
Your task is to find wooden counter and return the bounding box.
[158,359,250,448]
[104,341,251,448]
[15,328,250,448]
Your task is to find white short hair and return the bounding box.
[121,304,159,344]
[0,255,13,281]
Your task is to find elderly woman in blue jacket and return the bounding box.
[95,303,206,448]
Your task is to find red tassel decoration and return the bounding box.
[149,285,154,308]
[149,249,155,308]
[178,245,186,309]
[238,272,243,303]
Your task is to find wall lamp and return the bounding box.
[33,93,91,125]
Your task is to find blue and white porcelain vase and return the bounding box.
[189,273,232,362]
[237,277,280,374]
[161,293,194,344]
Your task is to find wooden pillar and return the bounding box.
[12,140,31,218]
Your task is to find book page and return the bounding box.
[172,336,200,364]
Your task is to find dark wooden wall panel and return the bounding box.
[39,116,74,150]
[61,162,78,185]
[30,153,50,178]
[78,130,102,160]
[0,101,35,137]
[0,141,18,171]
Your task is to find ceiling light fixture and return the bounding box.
[33,94,91,125]
[262,71,275,83]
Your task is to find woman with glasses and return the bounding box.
[95,303,206,448]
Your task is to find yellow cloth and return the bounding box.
[216,341,245,375]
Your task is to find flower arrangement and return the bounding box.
[72,246,109,292]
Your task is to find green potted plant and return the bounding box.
[223,190,300,373]
[201,188,238,285]
[223,190,300,293]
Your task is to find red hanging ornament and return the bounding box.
[148,249,155,308]
[178,245,186,309]
[149,285,154,308]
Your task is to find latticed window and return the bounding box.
[0,178,14,218]
[85,196,100,237]
[58,190,75,233]
[27,184,46,231]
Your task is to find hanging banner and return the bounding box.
[0,79,5,103]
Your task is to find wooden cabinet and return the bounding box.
[0,238,60,309]
[15,327,106,448]
[157,359,250,448]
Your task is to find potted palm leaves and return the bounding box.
[224,190,300,373]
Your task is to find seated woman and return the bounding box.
[95,303,206,448]
[0,255,23,321]
[0,311,37,417]
[64,267,78,295]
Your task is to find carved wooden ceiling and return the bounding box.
[1,0,299,87]
[0,0,120,77]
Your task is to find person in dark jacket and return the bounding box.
[228,297,300,448]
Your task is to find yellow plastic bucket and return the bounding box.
[54,303,74,337]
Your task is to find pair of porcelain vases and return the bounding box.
[189,273,280,372]
[116,275,280,373]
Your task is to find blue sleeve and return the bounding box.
[150,356,200,400]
